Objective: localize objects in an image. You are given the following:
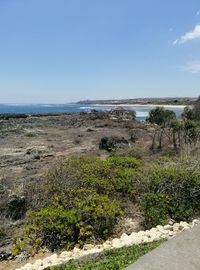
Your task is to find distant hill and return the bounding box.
[77,97,196,106]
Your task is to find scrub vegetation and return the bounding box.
[2,98,200,268]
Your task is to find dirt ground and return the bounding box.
[0,112,152,192]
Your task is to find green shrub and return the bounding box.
[140,192,170,227]
[23,190,121,252]
[25,207,79,251]
[45,155,140,199]
[138,161,200,226]
[11,237,26,257]
[106,156,140,169]
[22,155,140,253]
[52,188,122,240]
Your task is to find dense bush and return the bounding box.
[140,193,170,227]
[45,155,140,198]
[138,161,200,227]
[19,155,140,253]
[17,153,200,254]
[15,192,121,253]
[25,208,80,251]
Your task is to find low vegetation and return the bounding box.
[45,241,163,270]
[6,97,200,263]
[13,152,200,256]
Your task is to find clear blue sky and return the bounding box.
[0,0,200,103]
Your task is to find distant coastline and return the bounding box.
[0,103,186,121]
[77,97,195,106]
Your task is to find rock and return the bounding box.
[5,194,26,220]
[148,227,159,235]
[111,238,124,248]
[168,219,175,225]
[141,236,151,243]
[16,251,28,262]
[137,231,146,237]
[102,242,112,250]
[59,251,72,259]
[33,154,40,160]
[0,249,12,261]
[161,234,168,239]
[99,136,130,151]
[129,234,142,245]
[149,234,161,241]
[163,224,172,231]
[83,244,95,250]
[120,233,134,246]
[179,221,190,230]
[173,223,181,232]
[73,247,81,253]
[120,233,129,241]
[89,247,103,254]
[22,263,33,270]
[192,219,199,227]
[147,228,161,240]
[32,259,42,268]
[156,225,164,232]
[168,231,175,237]
[86,128,95,132]
[48,254,58,260]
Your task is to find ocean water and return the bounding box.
[0,103,185,121]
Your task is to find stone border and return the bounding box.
[16,219,199,270]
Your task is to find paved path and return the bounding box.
[126,224,200,270]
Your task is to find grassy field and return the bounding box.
[46,241,163,270]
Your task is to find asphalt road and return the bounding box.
[126,224,200,270]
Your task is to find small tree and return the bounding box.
[182,97,200,121]
[148,107,176,149]
[192,96,200,121]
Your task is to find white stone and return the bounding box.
[130,232,137,238]
[49,254,58,260]
[168,231,175,237]
[141,236,151,243]
[129,235,142,245]
[37,267,45,270]
[102,242,112,250]
[91,247,103,253]
[179,221,190,230]
[168,219,175,225]
[22,263,34,270]
[156,225,163,230]
[146,228,161,237]
[32,259,42,268]
[50,258,65,266]
[111,238,124,248]
[83,244,95,250]
[59,251,72,259]
[173,223,181,232]
[137,231,146,237]
[164,224,172,230]
[73,247,81,253]
[149,235,160,241]
[120,233,130,242]
[192,219,200,227]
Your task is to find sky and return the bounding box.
[0,0,200,103]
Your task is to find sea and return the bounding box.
[0,103,185,121]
